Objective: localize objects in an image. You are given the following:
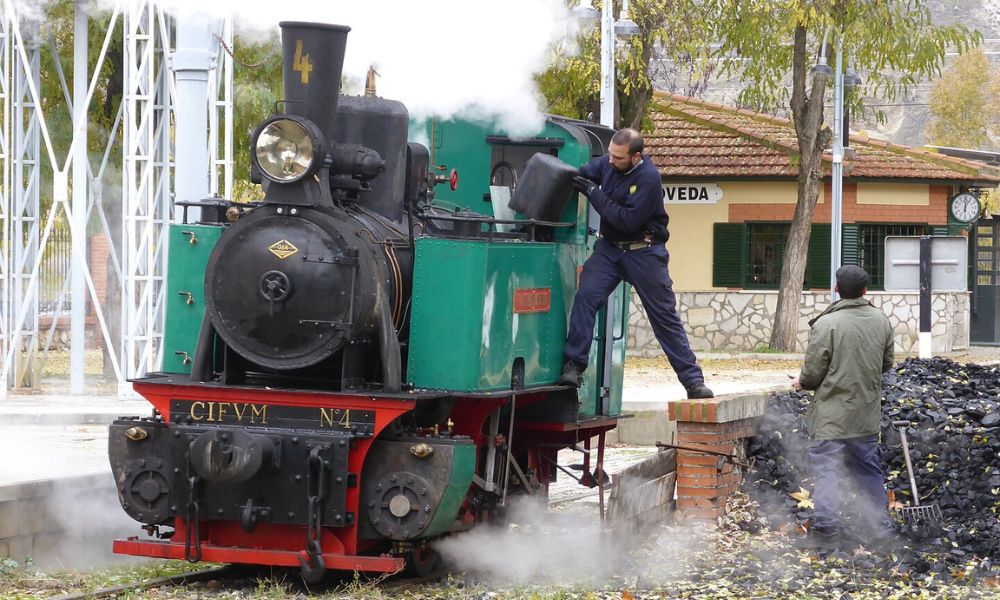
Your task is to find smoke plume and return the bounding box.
[112,0,578,135]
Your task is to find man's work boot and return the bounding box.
[558,361,584,388]
[686,381,714,399]
[796,528,841,553]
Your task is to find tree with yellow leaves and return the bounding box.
[927,47,1000,151]
[536,0,712,130]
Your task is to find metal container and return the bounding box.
[508,153,578,222]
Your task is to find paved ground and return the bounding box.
[4,350,999,593]
[623,360,792,410]
[547,446,659,505]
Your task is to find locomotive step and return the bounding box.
[113,538,404,573]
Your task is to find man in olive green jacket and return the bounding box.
[792,265,894,551]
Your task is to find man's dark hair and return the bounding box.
[836,265,869,299]
[611,128,643,155]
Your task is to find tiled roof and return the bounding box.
[649,91,1000,184]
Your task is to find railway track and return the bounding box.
[47,566,233,600]
[44,564,427,599]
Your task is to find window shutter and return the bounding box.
[806,223,831,289]
[713,223,746,287]
[841,224,860,267]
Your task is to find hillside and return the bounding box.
[650,0,1000,150]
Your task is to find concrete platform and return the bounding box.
[0,394,154,567]
[0,395,148,425]
[620,378,785,412]
[0,395,148,483]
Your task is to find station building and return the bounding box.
[627,91,1000,355]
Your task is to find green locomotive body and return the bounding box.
[162,116,628,414]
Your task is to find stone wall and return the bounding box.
[0,474,136,568]
[628,290,969,356]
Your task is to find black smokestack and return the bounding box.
[279,21,350,145]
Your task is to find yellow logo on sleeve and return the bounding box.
[629,185,637,194]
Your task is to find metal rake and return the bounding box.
[892,420,943,523]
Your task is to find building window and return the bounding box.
[747,223,788,287]
[859,223,930,290]
[713,222,830,290]
[976,223,996,286]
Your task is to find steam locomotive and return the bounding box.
[108,21,630,580]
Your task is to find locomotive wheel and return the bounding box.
[407,545,446,579]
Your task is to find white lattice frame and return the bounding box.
[121,1,174,383]
[0,11,11,377]
[208,17,233,200]
[0,1,126,390]
[9,27,39,387]
[0,1,230,392]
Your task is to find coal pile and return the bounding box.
[743,357,1000,577]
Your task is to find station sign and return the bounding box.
[663,183,722,204]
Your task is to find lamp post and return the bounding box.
[812,30,860,302]
[574,0,637,128]
[830,33,844,302]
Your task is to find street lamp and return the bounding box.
[575,0,638,127]
[843,62,863,88]
[572,0,599,23]
[842,60,862,147]
[812,29,855,303]
[809,55,833,78]
[615,1,639,37]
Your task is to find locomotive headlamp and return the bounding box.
[253,116,324,183]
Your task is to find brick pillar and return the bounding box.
[668,394,767,520]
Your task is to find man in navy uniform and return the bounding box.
[559,128,713,400]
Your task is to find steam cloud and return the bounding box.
[434,496,710,587]
[435,498,614,585]
[102,0,579,136]
[2,425,141,569]
[44,476,146,569]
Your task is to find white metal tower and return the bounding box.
[209,17,234,201]
[0,1,234,395]
[8,24,40,388]
[121,2,173,391]
[0,7,11,381]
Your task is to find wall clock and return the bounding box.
[950,192,981,224]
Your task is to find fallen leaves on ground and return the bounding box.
[789,487,814,509]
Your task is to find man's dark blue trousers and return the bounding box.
[808,435,894,537]
[564,238,703,387]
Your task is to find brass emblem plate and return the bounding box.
[268,239,299,260]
